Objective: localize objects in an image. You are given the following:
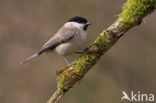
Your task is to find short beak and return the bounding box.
[87,22,91,25]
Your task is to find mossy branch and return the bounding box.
[47,0,156,103]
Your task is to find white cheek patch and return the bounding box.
[64,22,85,31]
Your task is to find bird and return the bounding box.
[21,16,91,65]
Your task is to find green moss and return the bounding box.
[73,31,110,73]
[91,32,109,49]
[119,0,156,24]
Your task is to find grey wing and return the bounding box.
[38,27,79,55]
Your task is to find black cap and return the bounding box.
[68,16,88,24]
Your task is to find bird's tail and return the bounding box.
[21,53,39,64]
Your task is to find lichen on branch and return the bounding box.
[47,0,156,103]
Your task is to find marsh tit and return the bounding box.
[21,16,91,65]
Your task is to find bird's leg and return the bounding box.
[75,47,89,54]
[63,56,76,65]
[63,56,70,65]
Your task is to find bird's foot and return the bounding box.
[67,62,76,66]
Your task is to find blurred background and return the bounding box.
[0,0,156,103]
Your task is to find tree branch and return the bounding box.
[47,0,156,103]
